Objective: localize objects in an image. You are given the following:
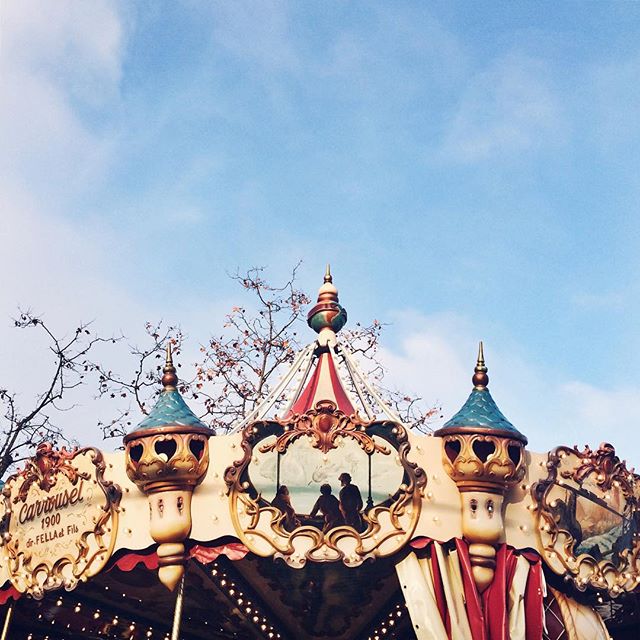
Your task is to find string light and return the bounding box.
[211,560,283,638]
[367,602,407,639]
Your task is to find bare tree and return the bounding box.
[0,312,113,478]
[91,322,185,439]
[192,265,310,432]
[343,320,442,432]
[98,265,440,438]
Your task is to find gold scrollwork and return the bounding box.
[125,427,210,492]
[440,432,526,493]
[533,443,640,596]
[224,402,426,568]
[1,446,122,599]
[259,399,389,456]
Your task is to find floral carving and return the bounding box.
[440,432,526,493]
[258,400,389,456]
[1,446,122,598]
[15,443,87,503]
[564,442,635,494]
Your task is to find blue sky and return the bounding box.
[2,1,640,459]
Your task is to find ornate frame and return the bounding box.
[533,443,640,596]
[1,445,122,598]
[224,401,426,568]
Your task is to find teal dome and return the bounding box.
[134,388,207,432]
[126,343,211,438]
[443,387,522,436]
[436,343,527,443]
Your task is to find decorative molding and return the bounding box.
[533,443,640,596]
[259,400,389,455]
[125,428,210,493]
[0,446,121,598]
[224,402,426,568]
[439,432,526,494]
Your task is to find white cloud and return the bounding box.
[440,53,565,162]
[0,1,123,201]
[377,310,640,465]
[0,1,136,449]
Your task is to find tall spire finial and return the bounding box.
[472,341,489,388]
[162,342,179,389]
[307,266,347,346]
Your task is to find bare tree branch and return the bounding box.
[0,312,117,477]
[100,265,439,438]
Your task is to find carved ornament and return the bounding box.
[259,399,389,455]
[0,446,121,598]
[533,443,640,596]
[224,402,426,568]
[125,427,210,493]
[440,431,526,493]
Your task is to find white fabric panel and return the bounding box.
[551,587,610,640]
[435,544,474,640]
[507,555,530,640]
[395,551,449,640]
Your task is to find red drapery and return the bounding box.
[410,538,545,640]
[0,541,250,604]
[110,541,250,572]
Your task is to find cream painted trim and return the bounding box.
[507,555,530,640]
[395,551,449,640]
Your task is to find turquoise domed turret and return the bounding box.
[437,342,527,443]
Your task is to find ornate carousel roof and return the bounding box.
[230,265,405,433]
[0,268,638,640]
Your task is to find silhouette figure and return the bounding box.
[338,472,363,530]
[310,484,343,531]
[271,485,300,531]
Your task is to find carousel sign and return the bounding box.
[0,443,121,598]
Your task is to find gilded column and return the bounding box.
[124,345,212,590]
[435,343,527,592]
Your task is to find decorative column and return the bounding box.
[435,343,527,593]
[124,345,212,590]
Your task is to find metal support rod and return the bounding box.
[341,345,404,424]
[276,451,281,491]
[366,454,374,511]
[0,602,14,640]
[337,347,376,420]
[171,573,186,640]
[231,344,315,433]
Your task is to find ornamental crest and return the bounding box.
[225,401,426,568]
[533,442,640,596]
[1,445,122,598]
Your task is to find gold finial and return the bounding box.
[472,341,489,388]
[324,263,332,284]
[162,342,178,389]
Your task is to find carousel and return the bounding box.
[0,271,638,640]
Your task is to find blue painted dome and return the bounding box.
[134,388,207,432]
[127,343,210,437]
[443,387,520,435]
[436,343,527,443]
